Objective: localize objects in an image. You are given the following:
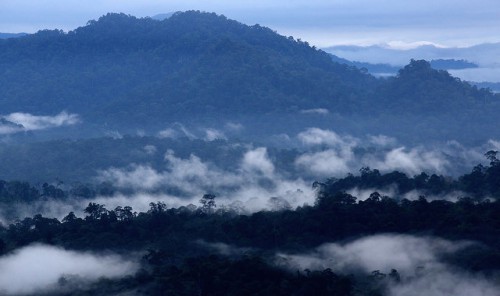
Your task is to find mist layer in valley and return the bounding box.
[275,234,499,296]
[0,126,499,224]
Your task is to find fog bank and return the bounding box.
[0,244,138,295]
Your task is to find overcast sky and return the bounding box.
[0,0,499,48]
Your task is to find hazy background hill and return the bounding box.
[324,43,500,92]
[0,11,498,144]
[323,43,500,68]
[0,32,27,39]
[330,55,478,75]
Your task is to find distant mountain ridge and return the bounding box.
[151,12,176,20]
[323,43,500,67]
[0,11,498,143]
[0,32,27,39]
[330,55,478,74]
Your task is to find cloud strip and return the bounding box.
[276,234,498,296]
[0,244,138,295]
[96,148,314,213]
[0,111,80,134]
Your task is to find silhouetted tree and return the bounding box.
[200,193,216,214]
[84,202,107,220]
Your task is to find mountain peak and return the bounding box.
[398,59,433,76]
[87,12,138,25]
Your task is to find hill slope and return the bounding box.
[0,12,375,127]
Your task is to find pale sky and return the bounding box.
[0,0,499,48]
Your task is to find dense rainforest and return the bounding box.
[0,152,500,295]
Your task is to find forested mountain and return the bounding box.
[358,60,499,143]
[0,11,375,128]
[376,60,492,114]
[0,11,498,143]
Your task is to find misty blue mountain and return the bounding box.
[0,32,27,39]
[330,55,478,74]
[323,43,500,69]
[0,11,498,144]
[324,42,500,92]
[474,81,500,93]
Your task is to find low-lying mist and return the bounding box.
[0,127,498,223]
[275,234,499,296]
[0,111,79,135]
[0,244,138,295]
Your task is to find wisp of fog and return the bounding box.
[275,234,499,296]
[0,244,138,295]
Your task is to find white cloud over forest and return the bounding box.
[0,111,79,134]
[0,244,137,295]
[276,234,498,296]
